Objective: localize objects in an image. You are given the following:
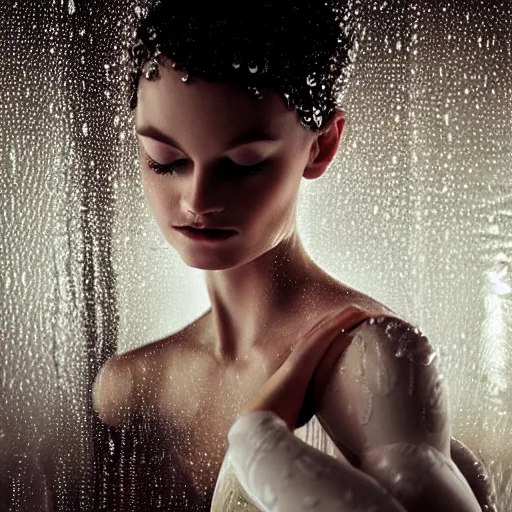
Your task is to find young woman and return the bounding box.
[93,1,495,510]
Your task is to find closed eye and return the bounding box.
[145,155,186,175]
[145,155,268,177]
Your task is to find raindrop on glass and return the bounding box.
[144,61,159,80]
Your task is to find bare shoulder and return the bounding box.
[92,350,139,428]
[307,281,495,510]
[304,278,408,382]
[92,309,211,427]
[318,277,404,320]
[314,312,446,457]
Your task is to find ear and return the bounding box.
[303,112,346,180]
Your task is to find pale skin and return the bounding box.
[93,55,496,510]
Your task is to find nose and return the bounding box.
[180,166,225,217]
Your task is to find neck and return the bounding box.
[202,229,320,364]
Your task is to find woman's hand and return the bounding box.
[239,306,365,431]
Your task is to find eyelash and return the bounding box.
[145,155,268,177]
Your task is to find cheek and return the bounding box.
[140,164,158,203]
[140,167,178,224]
[242,163,303,226]
[264,155,304,205]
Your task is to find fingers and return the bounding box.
[240,306,368,430]
[286,305,366,370]
[239,319,347,427]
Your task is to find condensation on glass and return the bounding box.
[1,0,511,510]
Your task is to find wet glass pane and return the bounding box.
[1,0,510,510]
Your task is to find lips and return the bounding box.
[174,226,237,241]
[181,226,236,234]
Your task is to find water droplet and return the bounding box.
[248,64,258,74]
[148,28,157,41]
[306,75,317,87]
[372,334,398,396]
[181,73,189,82]
[232,62,240,69]
[246,85,262,99]
[313,113,323,128]
[423,376,448,433]
[421,347,438,366]
[144,60,160,80]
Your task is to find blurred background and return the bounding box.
[0,0,510,510]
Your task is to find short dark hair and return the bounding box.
[121,0,357,132]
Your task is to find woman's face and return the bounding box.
[134,57,320,271]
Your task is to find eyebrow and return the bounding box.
[135,124,279,152]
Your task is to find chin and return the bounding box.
[178,245,268,271]
[174,246,242,270]
[181,257,241,271]
[167,231,274,270]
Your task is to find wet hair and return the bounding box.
[121,0,358,132]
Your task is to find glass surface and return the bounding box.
[1,1,510,510]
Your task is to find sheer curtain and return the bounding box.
[1,0,510,509]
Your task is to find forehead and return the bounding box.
[135,57,306,154]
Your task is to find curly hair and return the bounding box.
[121,0,358,132]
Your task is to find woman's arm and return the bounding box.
[92,354,138,428]
[313,317,482,512]
[231,311,488,511]
[227,409,407,512]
